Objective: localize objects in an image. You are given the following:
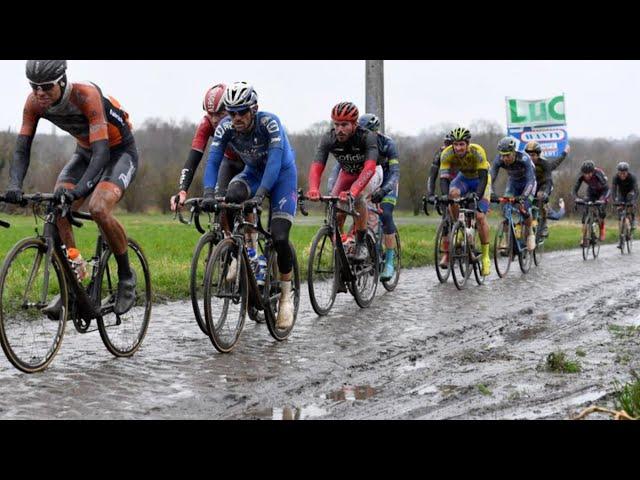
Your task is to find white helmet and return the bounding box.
[223,81,258,111]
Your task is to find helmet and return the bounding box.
[444,132,453,146]
[524,141,542,154]
[223,81,258,112]
[358,113,380,132]
[497,136,517,154]
[331,102,359,123]
[617,161,630,172]
[26,60,67,84]
[581,160,595,174]
[203,84,227,114]
[449,127,471,142]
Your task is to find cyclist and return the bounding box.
[426,132,454,200]
[439,127,492,275]
[307,102,381,264]
[573,160,610,246]
[524,140,570,236]
[612,161,639,245]
[326,113,399,280]
[490,136,537,251]
[5,60,138,316]
[170,84,243,218]
[201,82,298,329]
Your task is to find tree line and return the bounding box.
[1,119,638,215]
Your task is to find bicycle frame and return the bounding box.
[498,197,529,256]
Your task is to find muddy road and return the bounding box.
[1,244,638,419]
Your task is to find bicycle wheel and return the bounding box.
[351,232,379,308]
[591,221,600,259]
[625,220,633,254]
[203,238,247,353]
[450,222,471,290]
[472,228,486,285]
[434,220,450,283]
[307,226,338,316]
[263,242,300,341]
[96,239,152,357]
[382,231,401,292]
[518,223,532,274]
[190,231,219,336]
[493,221,512,278]
[533,223,544,266]
[0,238,67,373]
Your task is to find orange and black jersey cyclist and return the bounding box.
[10,81,137,198]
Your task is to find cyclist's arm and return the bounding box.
[541,160,554,196]
[179,117,213,192]
[549,151,568,171]
[611,176,619,202]
[489,155,501,192]
[427,152,440,195]
[326,161,341,192]
[308,133,332,191]
[72,88,112,198]
[380,158,400,194]
[204,120,232,191]
[476,169,488,197]
[573,176,583,197]
[595,170,610,198]
[438,149,453,195]
[523,156,536,197]
[9,98,40,190]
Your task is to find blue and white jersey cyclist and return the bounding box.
[202,82,298,330]
[490,136,538,252]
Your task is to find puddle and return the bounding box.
[245,404,328,420]
[218,374,276,383]
[326,385,377,401]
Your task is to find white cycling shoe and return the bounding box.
[276,281,294,329]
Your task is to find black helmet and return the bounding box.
[358,113,381,132]
[26,60,67,84]
[524,141,542,155]
[581,160,595,174]
[444,132,453,146]
[617,161,630,172]
[497,136,517,154]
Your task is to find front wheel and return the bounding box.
[625,220,633,254]
[96,238,152,357]
[351,232,379,307]
[0,238,68,373]
[190,231,219,337]
[472,227,486,285]
[434,220,450,284]
[307,226,338,316]
[450,222,471,290]
[263,242,300,341]
[493,221,513,278]
[533,223,544,266]
[518,223,532,274]
[591,221,600,259]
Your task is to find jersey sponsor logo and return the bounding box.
[266,119,279,134]
[109,108,125,125]
[213,121,232,140]
[118,160,136,189]
[278,196,287,211]
[179,168,190,185]
[521,129,566,141]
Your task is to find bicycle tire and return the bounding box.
[494,221,513,278]
[351,232,379,308]
[434,220,450,283]
[307,226,338,316]
[450,222,471,290]
[190,231,218,336]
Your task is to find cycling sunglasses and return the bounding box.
[29,73,65,92]
[227,108,251,117]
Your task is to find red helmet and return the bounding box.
[203,83,227,114]
[331,102,359,123]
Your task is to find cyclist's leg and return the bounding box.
[472,175,492,274]
[226,167,259,249]
[89,142,139,314]
[216,155,245,236]
[351,166,383,260]
[330,168,359,238]
[54,145,93,249]
[448,173,466,222]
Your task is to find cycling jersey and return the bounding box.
[612,172,639,201]
[573,168,610,199]
[533,152,567,197]
[204,111,296,197]
[375,132,400,197]
[179,115,242,193]
[439,143,489,180]
[490,151,536,198]
[313,126,379,174]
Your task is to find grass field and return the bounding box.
[0,210,632,301]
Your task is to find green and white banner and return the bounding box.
[506,95,566,127]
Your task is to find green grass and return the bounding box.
[477,384,492,396]
[0,211,631,302]
[608,324,640,337]
[614,372,640,418]
[545,351,582,373]
[575,349,587,357]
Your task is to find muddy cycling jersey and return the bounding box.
[313,126,379,174]
[179,115,241,192]
[612,172,639,201]
[573,168,610,198]
[375,132,400,194]
[439,143,489,180]
[534,152,567,196]
[19,81,133,149]
[204,111,295,195]
[490,151,536,197]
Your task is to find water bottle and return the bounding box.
[515,223,522,240]
[256,255,267,286]
[67,247,88,282]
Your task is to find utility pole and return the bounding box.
[365,60,385,133]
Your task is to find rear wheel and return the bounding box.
[493,221,512,278]
[472,227,486,285]
[533,222,544,266]
[0,238,67,373]
[307,226,338,316]
[96,239,152,357]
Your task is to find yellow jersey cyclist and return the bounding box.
[438,127,492,275]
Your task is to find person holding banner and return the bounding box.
[525,141,571,236]
[490,137,537,252]
[438,127,492,276]
[573,160,610,246]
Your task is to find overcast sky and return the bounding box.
[2,60,639,139]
